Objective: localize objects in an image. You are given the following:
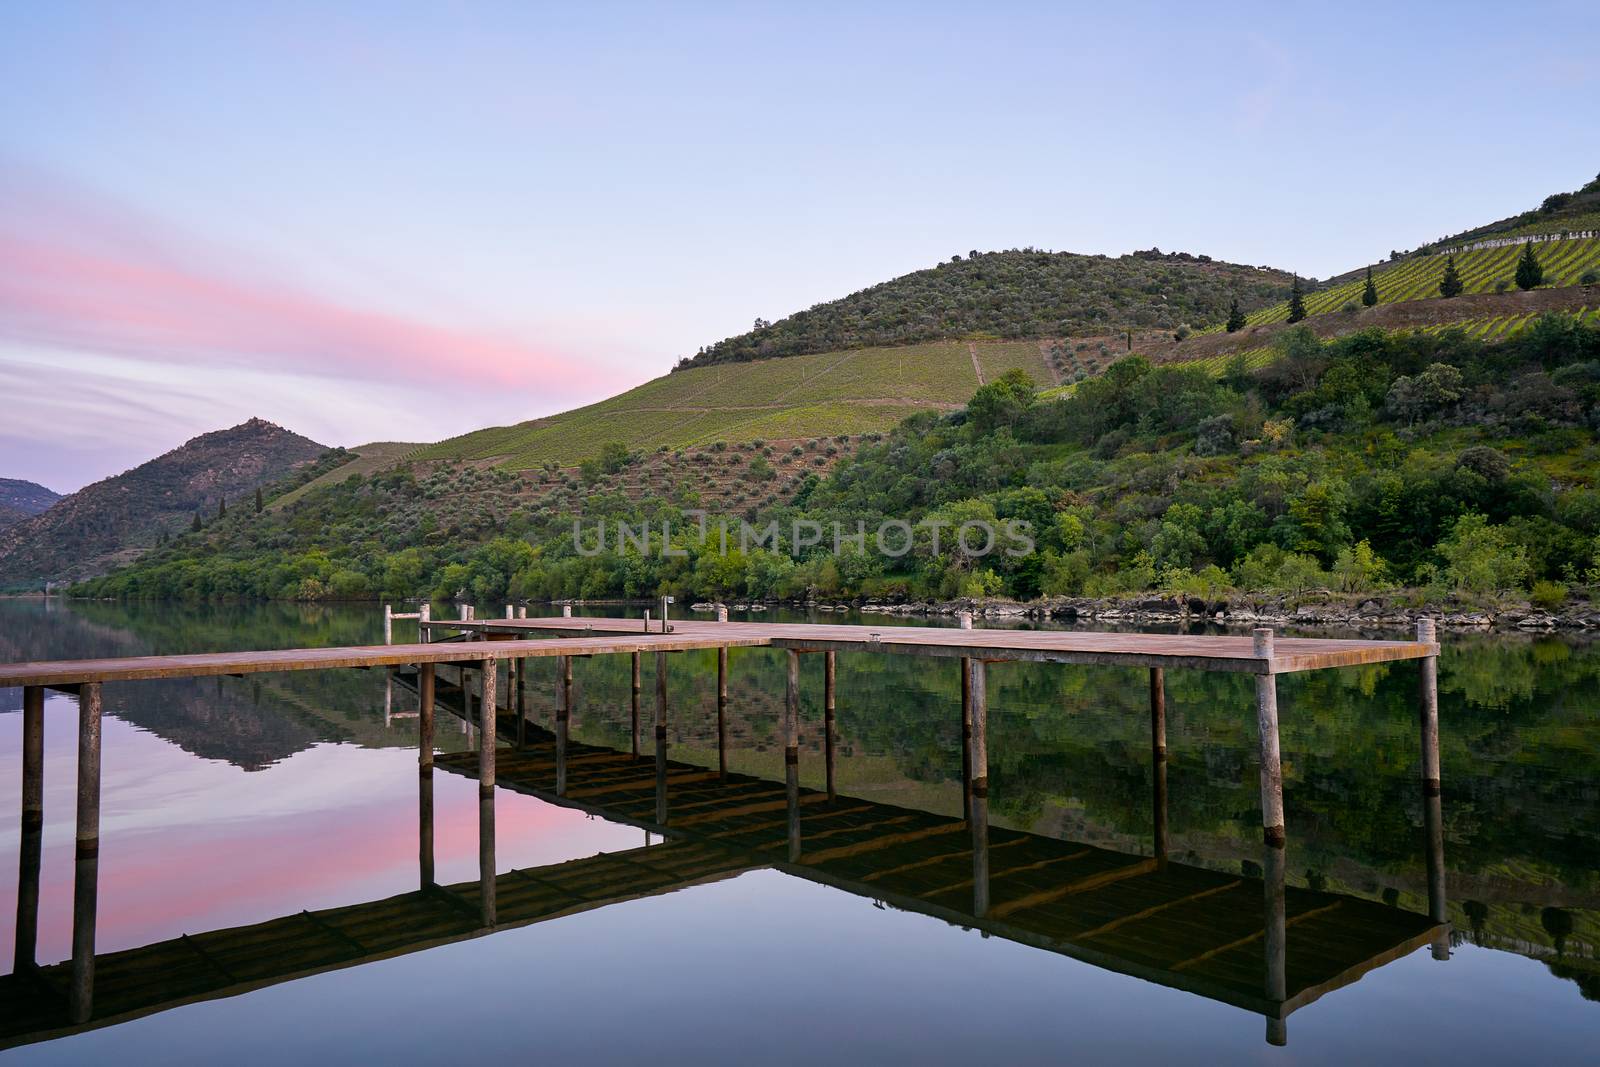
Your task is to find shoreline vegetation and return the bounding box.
[61,313,1600,615]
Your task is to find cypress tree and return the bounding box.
[1439,256,1464,298]
[217,496,226,519]
[254,486,264,513]
[191,513,202,533]
[1362,266,1378,307]
[1225,297,1246,333]
[1286,277,1307,323]
[1515,242,1544,290]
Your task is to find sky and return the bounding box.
[2,1,1596,492]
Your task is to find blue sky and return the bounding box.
[2,1,1596,490]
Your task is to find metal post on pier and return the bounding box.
[823,650,836,801]
[1417,617,1448,960]
[15,685,44,973]
[71,683,103,1024]
[785,650,802,861]
[1151,667,1168,867]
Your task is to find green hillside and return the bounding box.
[679,248,1295,369]
[1239,237,1600,329]
[270,441,423,510]
[418,340,1055,470]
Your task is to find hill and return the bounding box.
[0,479,61,531]
[0,418,328,591]
[1430,172,1600,248]
[678,248,1297,369]
[417,340,1058,470]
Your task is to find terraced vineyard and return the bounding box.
[419,341,1054,470]
[1236,236,1600,328]
[1414,304,1600,340]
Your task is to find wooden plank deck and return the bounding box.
[426,616,1437,674]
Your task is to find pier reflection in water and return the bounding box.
[4,657,1449,1051]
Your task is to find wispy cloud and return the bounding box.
[0,164,607,393]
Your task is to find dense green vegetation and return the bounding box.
[75,314,1600,609]
[680,248,1294,368]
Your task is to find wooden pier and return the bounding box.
[1,611,1444,1047]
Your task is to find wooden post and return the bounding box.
[1264,841,1288,1046]
[971,792,990,918]
[71,683,103,1024]
[968,658,988,801]
[562,603,572,618]
[960,611,973,820]
[513,658,525,748]
[556,655,570,796]
[463,666,476,746]
[1151,667,1169,867]
[716,646,728,777]
[383,603,393,644]
[717,604,729,623]
[15,685,44,972]
[384,671,393,727]
[458,602,468,622]
[784,650,802,858]
[517,606,527,619]
[1253,629,1285,850]
[631,651,642,757]
[478,788,496,928]
[418,664,435,770]
[419,602,431,643]
[1418,618,1448,960]
[655,649,670,824]
[824,650,836,801]
[659,595,670,632]
[479,657,496,790]
[786,756,802,863]
[418,765,435,889]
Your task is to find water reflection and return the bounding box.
[1,600,1598,1061]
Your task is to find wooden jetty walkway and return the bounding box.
[2,610,1445,1048]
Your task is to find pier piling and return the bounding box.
[716,646,728,777]
[1253,629,1285,850]
[15,685,43,972]
[70,683,103,1024]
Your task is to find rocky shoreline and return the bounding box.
[683,593,1600,633]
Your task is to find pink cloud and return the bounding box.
[0,166,609,393]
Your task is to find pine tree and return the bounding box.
[1362,266,1378,308]
[1439,256,1464,298]
[1515,242,1544,290]
[1225,297,1246,333]
[1286,277,1307,323]
[254,487,264,513]
[217,496,226,519]
[191,513,202,533]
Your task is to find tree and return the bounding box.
[1438,255,1464,298]
[217,497,226,519]
[1515,242,1544,290]
[191,513,203,533]
[1225,297,1246,333]
[254,487,264,513]
[1286,277,1307,323]
[599,440,630,474]
[1362,266,1378,308]
[1436,513,1529,594]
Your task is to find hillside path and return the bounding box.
[968,342,985,386]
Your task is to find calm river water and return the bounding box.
[0,599,1595,1064]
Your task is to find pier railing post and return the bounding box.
[419,602,431,643]
[1151,666,1168,867]
[383,603,393,645]
[71,682,103,1024]
[716,604,728,623]
[15,685,44,972]
[1417,617,1448,960]
[562,603,572,618]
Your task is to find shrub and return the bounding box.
[1529,579,1569,610]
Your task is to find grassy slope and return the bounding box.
[270,441,424,510]
[1239,237,1600,328]
[418,341,1052,470]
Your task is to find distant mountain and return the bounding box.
[678,248,1297,369]
[0,418,328,590]
[0,479,61,531]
